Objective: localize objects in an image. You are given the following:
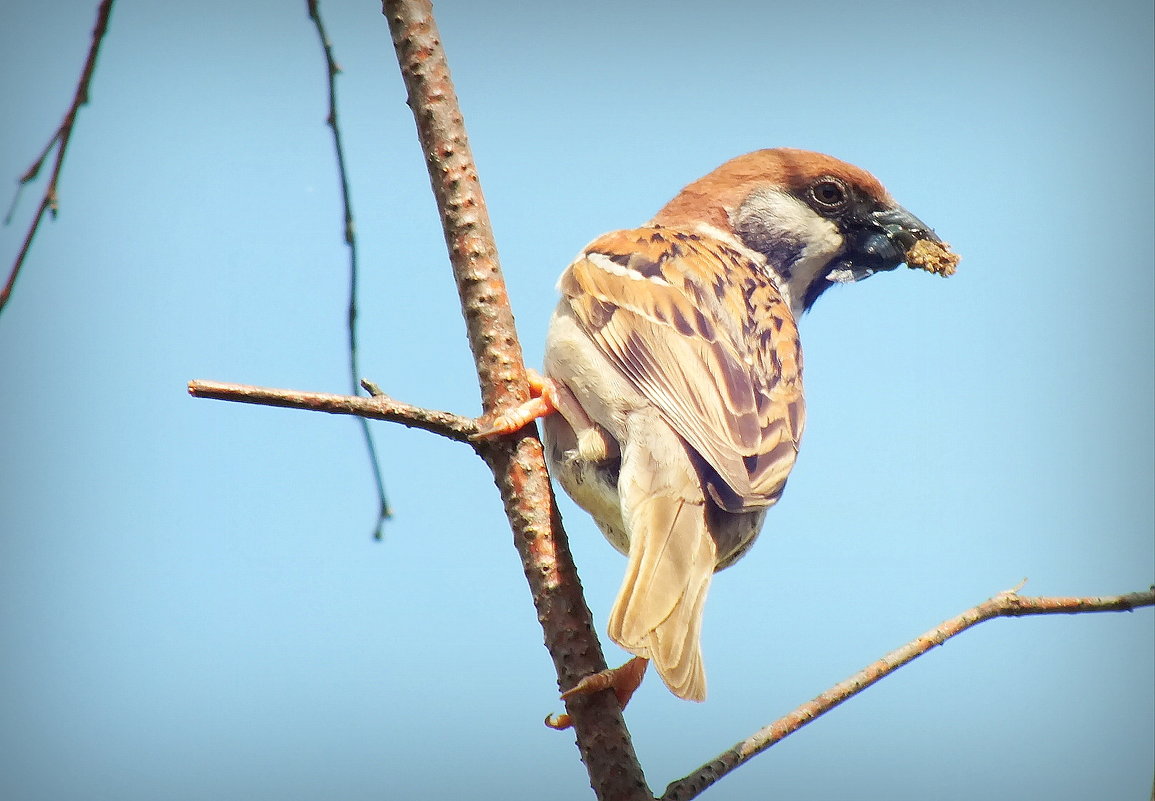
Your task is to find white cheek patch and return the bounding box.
[738,190,843,256]
[733,189,845,315]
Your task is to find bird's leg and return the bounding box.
[473,368,559,438]
[544,656,649,731]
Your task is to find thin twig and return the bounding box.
[187,379,478,444]
[188,368,1155,799]
[662,586,1155,800]
[187,359,1155,798]
[1,0,115,316]
[381,2,651,798]
[305,0,392,537]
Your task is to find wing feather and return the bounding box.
[561,226,806,511]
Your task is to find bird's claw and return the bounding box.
[544,657,649,731]
[472,369,559,439]
[544,712,573,730]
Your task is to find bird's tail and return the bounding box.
[608,416,715,701]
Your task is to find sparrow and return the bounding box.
[476,148,956,723]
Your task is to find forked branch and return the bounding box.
[188,364,1155,798]
[381,1,650,797]
[183,2,1153,799]
[2,0,115,316]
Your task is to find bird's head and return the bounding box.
[651,148,954,315]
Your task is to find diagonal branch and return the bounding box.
[662,586,1155,800]
[188,366,1155,800]
[2,0,115,316]
[305,0,392,537]
[380,2,651,798]
[187,359,1155,800]
[186,5,1153,800]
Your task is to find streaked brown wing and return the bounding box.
[559,226,805,511]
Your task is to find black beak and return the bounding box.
[827,204,940,284]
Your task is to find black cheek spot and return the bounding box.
[735,218,804,271]
[762,240,803,274]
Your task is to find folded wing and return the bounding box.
[560,226,806,513]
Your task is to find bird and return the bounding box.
[475,147,956,724]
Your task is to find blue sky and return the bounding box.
[2,1,1152,800]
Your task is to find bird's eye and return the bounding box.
[808,178,850,213]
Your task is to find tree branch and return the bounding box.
[380,2,651,798]
[305,0,392,536]
[187,379,479,444]
[185,5,1152,799]
[187,357,1155,800]
[662,586,1155,800]
[2,0,115,316]
[185,1,649,790]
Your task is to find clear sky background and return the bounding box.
[2,1,1152,800]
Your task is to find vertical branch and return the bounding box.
[305,0,392,536]
[381,2,651,798]
[2,0,115,316]
[381,5,519,415]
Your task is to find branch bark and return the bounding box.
[380,2,650,798]
[182,5,1154,799]
[661,586,1155,800]
[188,374,1155,799]
[188,379,479,444]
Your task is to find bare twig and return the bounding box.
[184,5,1153,799]
[381,2,650,798]
[1,0,115,316]
[188,358,1155,799]
[188,366,1155,799]
[188,379,478,444]
[662,586,1155,800]
[184,2,648,791]
[305,0,392,536]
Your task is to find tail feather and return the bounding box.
[650,558,710,695]
[607,415,716,702]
